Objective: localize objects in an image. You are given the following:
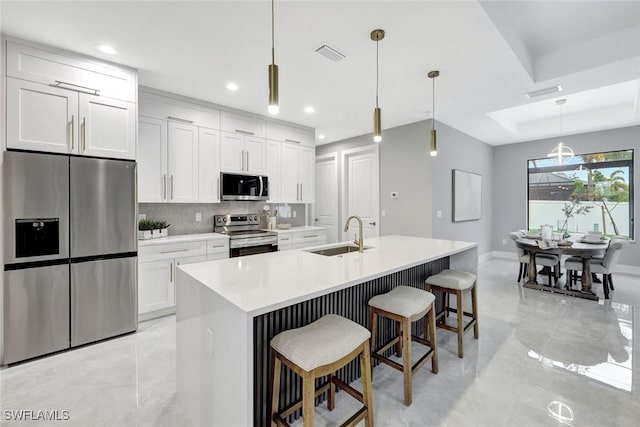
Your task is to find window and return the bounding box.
[527,149,634,239]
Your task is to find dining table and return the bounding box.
[515,235,609,301]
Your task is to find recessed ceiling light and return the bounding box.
[96,44,118,55]
[226,82,239,91]
[304,106,315,114]
[318,134,325,140]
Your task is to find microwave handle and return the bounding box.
[259,175,264,198]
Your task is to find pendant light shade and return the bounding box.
[268,0,279,115]
[547,99,574,164]
[428,70,439,156]
[371,29,385,143]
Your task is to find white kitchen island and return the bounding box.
[175,235,477,427]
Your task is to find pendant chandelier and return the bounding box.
[428,70,440,156]
[268,0,279,115]
[547,99,574,164]
[371,29,385,143]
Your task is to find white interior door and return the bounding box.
[342,145,379,240]
[314,153,339,243]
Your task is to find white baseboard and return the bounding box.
[483,251,640,276]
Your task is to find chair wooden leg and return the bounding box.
[402,317,412,405]
[328,373,335,411]
[427,304,438,374]
[471,284,479,339]
[603,274,610,300]
[360,341,374,427]
[517,263,523,282]
[270,352,281,427]
[608,274,615,290]
[456,290,464,358]
[547,268,553,287]
[302,371,315,427]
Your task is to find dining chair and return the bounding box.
[509,231,529,282]
[565,238,629,299]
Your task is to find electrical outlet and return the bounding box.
[436,210,442,219]
[391,191,399,199]
[138,214,146,221]
[195,212,202,222]
[292,211,297,218]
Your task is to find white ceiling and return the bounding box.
[1,1,639,146]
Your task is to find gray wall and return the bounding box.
[316,120,433,238]
[139,202,306,235]
[492,125,640,266]
[430,121,494,255]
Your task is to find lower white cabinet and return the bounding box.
[277,229,327,251]
[206,239,230,261]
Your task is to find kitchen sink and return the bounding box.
[308,245,369,256]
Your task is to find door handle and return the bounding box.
[167,116,194,124]
[170,175,174,199]
[235,129,255,136]
[170,262,173,282]
[82,117,87,151]
[162,175,167,200]
[70,115,75,150]
[370,221,376,226]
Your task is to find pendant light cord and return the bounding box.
[375,39,379,108]
[271,0,275,64]
[432,75,435,131]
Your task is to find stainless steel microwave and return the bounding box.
[220,173,269,201]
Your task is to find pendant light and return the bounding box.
[371,29,385,143]
[547,99,574,164]
[428,70,440,156]
[268,0,279,115]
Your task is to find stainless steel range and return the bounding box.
[214,214,278,257]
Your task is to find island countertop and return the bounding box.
[178,235,477,316]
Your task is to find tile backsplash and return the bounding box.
[139,202,306,236]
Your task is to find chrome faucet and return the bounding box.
[344,215,364,253]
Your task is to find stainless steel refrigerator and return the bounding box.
[2,151,138,365]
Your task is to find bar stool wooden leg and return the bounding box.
[327,372,335,411]
[427,303,438,374]
[402,317,412,405]
[471,283,479,339]
[270,351,281,427]
[360,341,374,427]
[302,371,315,427]
[456,290,464,358]
[396,321,402,357]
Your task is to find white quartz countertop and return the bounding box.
[265,226,327,233]
[138,232,228,247]
[178,235,477,316]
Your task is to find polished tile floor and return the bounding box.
[1,257,639,426]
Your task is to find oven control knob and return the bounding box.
[253,215,258,221]
[216,217,222,223]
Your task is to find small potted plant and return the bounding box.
[154,221,170,238]
[138,219,154,240]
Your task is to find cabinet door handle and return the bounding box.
[82,117,87,151]
[210,245,225,248]
[280,238,290,241]
[300,183,302,201]
[52,80,100,96]
[167,116,194,124]
[162,175,167,199]
[160,249,190,254]
[369,221,376,226]
[246,151,250,171]
[285,139,301,144]
[303,235,319,238]
[235,129,255,136]
[70,115,75,150]
[240,151,244,171]
[217,176,220,201]
[297,183,299,201]
[170,262,173,282]
[170,175,174,199]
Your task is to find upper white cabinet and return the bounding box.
[220,131,265,174]
[281,143,315,203]
[221,111,265,137]
[266,122,314,147]
[138,117,168,203]
[5,40,137,160]
[266,140,282,202]
[139,91,220,129]
[167,122,199,203]
[198,128,221,202]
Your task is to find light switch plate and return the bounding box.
[436,210,442,219]
[381,209,386,217]
[195,212,202,222]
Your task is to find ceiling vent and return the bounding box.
[525,85,563,98]
[315,44,346,62]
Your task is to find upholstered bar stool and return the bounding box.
[425,270,478,358]
[270,314,374,427]
[368,286,438,406]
